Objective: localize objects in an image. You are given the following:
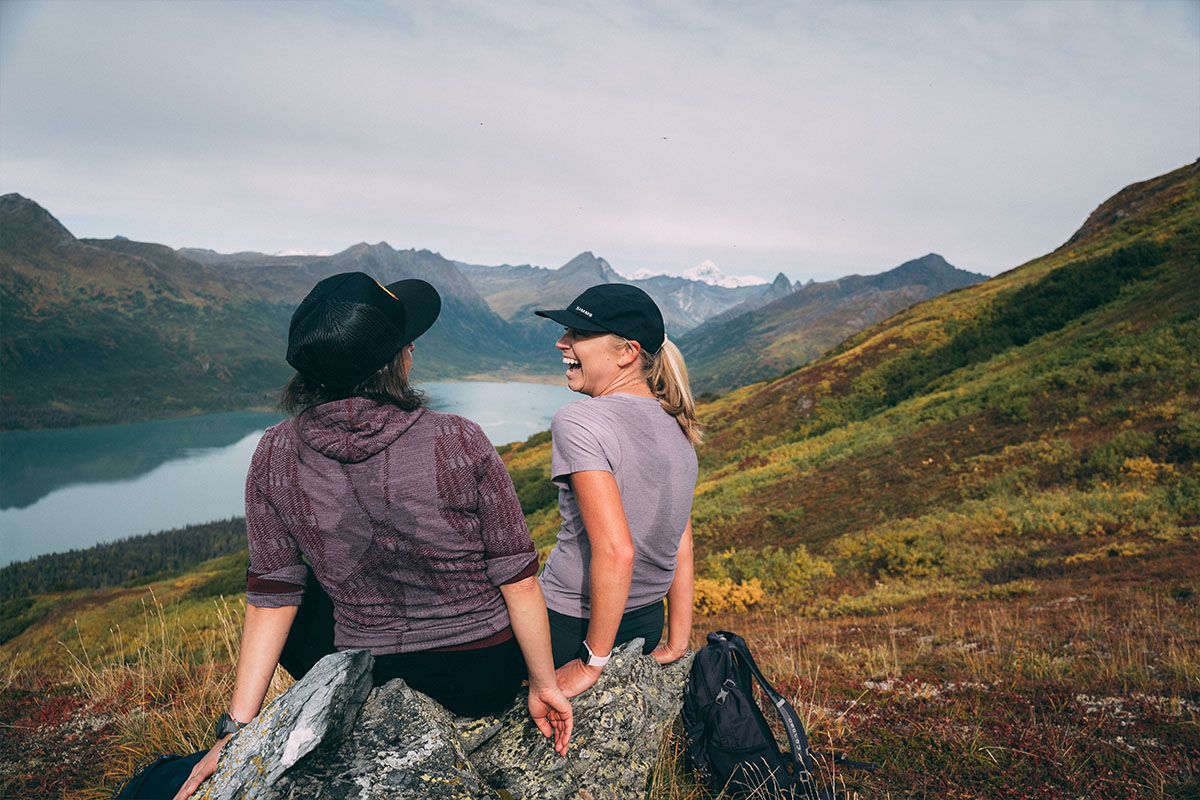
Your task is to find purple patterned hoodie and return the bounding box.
[244,398,537,654]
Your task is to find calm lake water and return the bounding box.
[0,381,575,566]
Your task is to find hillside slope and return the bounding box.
[493,160,1200,796]
[677,254,986,394]
[184,242,553,378]
[451,163,1200,621]
[0,204,562,429]
[0,195,294,429]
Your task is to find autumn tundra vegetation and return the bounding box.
[1,161,1197,798]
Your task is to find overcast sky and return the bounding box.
[1,1,1196,282]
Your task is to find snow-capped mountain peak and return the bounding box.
[621,267,662,281]
[273,248,332,257]
[616,260,768,288]
[682,260,767,288]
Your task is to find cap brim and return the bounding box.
[533,308,612,333]
[386,279,442,345]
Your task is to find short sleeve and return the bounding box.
[550,404,618,487]
[244,434,308,608]
[462,421,538,587]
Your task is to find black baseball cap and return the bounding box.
[286,272,441,388]
[534,283,666,355]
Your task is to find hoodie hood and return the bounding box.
[295,398,425,464]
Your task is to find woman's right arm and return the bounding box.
[173,603,298,800]
[651,520,693,665]
[464,420,572,754]
[500,576,573,755]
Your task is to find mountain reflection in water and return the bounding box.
[0,412,284,511]
[0,381,574,565]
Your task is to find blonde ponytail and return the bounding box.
[641,337,703,445]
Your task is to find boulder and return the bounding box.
[276,677,488,800]
[196,649,374,800]
[198,640,693,799]
[470,639,694,799]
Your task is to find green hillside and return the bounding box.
[677,254,986,395]
[0,195,296,429]
[1,162,1197,798]
[187,242,557,378]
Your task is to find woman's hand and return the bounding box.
[554,657,602,699]
[173,604,295,799]
[172,736,230,800]
[527,683,573,756]
[650,641,687,665]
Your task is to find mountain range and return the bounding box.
[1,194,979,429]
[454,251,790,336]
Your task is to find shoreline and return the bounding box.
[0,374,566,433]
[438,372,565,386]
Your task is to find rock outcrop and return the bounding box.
[196,649,374,800]
[196,639,693,800]
[471,642,693,799]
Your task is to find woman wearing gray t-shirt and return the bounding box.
[534,284,701,699]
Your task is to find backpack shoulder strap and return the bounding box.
[713,631,817,777]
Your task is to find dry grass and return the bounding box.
[49,591,292,799]
[653,557,1199,799]
[2,543,1194,799]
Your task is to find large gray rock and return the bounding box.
[196,649,374,800]
[471,639,694,800]
[277,677,489,800]
[198,640,692,800]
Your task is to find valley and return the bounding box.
[1,194,980,429]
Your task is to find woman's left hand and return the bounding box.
[172,736,230,800]
[650,642,686,665]
[554,658,602,699]
[527,683,573,756]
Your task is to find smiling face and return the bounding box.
[556,328,649,397]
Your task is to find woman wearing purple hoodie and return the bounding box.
[174,273,570,800]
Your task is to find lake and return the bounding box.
[0,381,575,566]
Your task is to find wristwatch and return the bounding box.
[214,711,249,740]
[577,639,612,669]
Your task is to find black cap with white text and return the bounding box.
[534,283,666,354]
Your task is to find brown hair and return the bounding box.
[280,348,424,414]
[625,336,702,445]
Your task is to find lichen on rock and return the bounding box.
[196,639,692,800]
[471,639,694,800]
[195,649,373,800]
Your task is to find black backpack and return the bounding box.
[681,630,872,799]
[112,751,205,799]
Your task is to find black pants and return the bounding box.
[279,567,526,717]
[547,599,665,668]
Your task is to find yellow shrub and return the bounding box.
[1065,541,1151,563]
[701,545,834,606]
[1122,456,1177,483]
[693,577,767,615]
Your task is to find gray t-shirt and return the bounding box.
[539,393,699,617]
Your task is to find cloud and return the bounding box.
[1,0,1197,281]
